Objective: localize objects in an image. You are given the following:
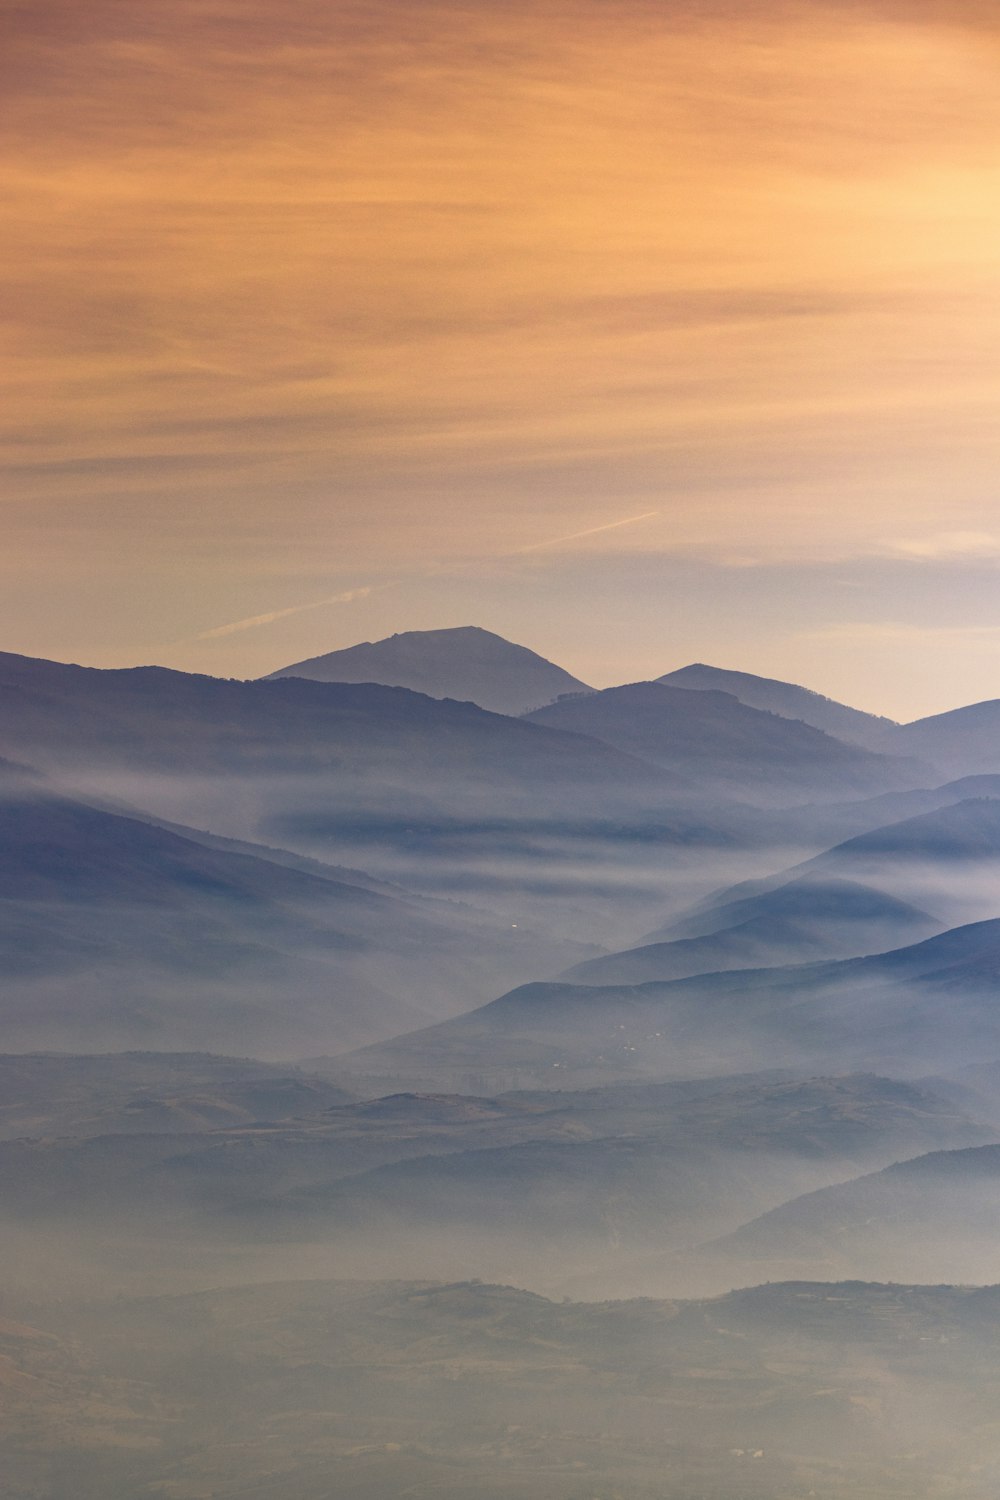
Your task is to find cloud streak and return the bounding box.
[884,532,1000,561]
[193,588,376,641]
[5,0,1000,697]
[514,512,661,554]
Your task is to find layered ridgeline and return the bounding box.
[645,794,1000,942]
[561,875,942,985]
[0,650,640,816]
[564,795,1000,984]
[0,1067,992,1296]
[701,1142,1000,1289]
[658,662,899,750]
[264,625,593,715]
[0,768,590,1054]
[335,914,1000,1091]
[659,659,1000,780]
[0,646,922,960]
[0,648,919,814]
[524,680,923,804]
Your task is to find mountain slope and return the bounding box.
[264,625,593,715]
[337,917,1000,1090]
[705,1143,1000,1287]
[0,650,627,792]
[0,781,585,1055]
[525,680,916,804]
[658,662,897,749]
[0,651,767,950]
[897,698,1000,776]
[646,795,1000,944]
[0,651,682,847]
[562,876,940,985]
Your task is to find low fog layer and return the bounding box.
[8,639,1000,1498]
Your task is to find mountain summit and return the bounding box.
[263,626,592,715]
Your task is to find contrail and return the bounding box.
[515,510,659,553]
[194,587,375,641]
[189,511,657,644]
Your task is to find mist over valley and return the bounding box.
[7,626,1000,1497]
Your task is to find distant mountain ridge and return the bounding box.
[525,679,918,804]
[0,779,585,1055]
[337,914,1000,1091]
[701,1142,1000,1288]
[896,697,1000,776]
[264,625,593,715]
[658,662,897,749]
[562,875,940,986]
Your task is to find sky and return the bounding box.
[4,0,1000,719]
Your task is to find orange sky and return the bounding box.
[4,0,1000,717]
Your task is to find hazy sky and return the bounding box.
[5,0,1000,718]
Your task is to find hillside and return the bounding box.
[658,662,897,748]
[562,875,940,985]
[646,794,1000,945]
[897,697,1000,776]
[525,680,917,804]
[0,782,585,1055]
[337,917,1000,1091]
[705,1143,1000,1287]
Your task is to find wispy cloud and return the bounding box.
[884,531,1000,560]
[807,621,1000,643]
[514,511,660,554]
[193,587,375,641]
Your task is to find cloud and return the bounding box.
[192,587,376,641]
[514,511,660,554]
[807,621,1000,643]
[6,0,1000,687]
[883,532,1000,560]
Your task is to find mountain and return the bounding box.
[264,625,593,715]
[0,650,631,802]
[0,1072,988,1298]
[0,779,587,1055]
[0,650,766,951]
[789,773,1000,848]
[336,917,1000,1092]
[646,794,1000,944]
[704,1142,1000,1287]
[524,681,918,804]
[0,1052,356,1140]
[657,662,897,749]
[229,1074,990,1278]
[561,875,940,985]
[897,697,1000,777]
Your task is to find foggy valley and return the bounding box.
[6,627,1000,1497]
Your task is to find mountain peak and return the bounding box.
[262,626,593,716]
